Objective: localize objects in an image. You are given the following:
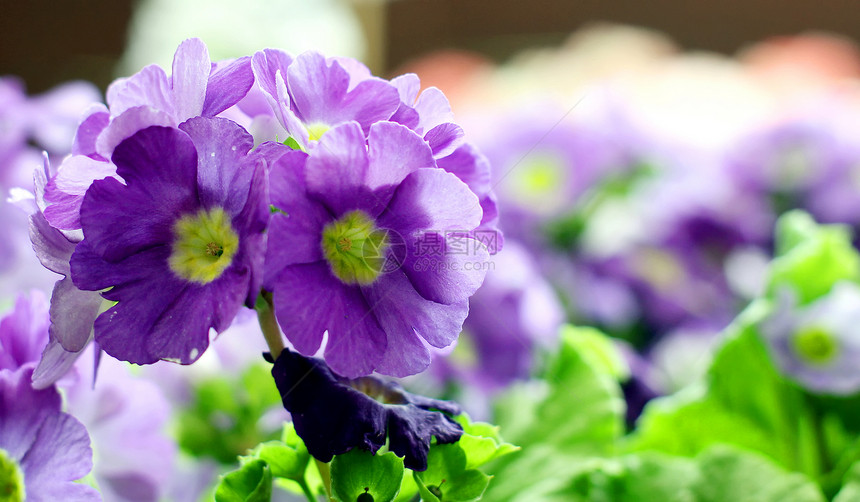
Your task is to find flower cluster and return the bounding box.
[25,38,498,471]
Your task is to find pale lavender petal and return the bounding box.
[180,116,256,213]
[414,87,454,133]
[31,339,82,390]
[105,64,173,117]
[95,106,175,159]
[202,56,254,117]
[363,270,468,376]
[365,122,435,191]
[304,122,369,216]
[276,70,310,147]
[20,413,95,497]
[436,143,492,196]
[251,49,294,102]
[402,232,490,304]
[0,292,50,371]
[379,168,482,238]
[424,122,464,158]
[171,38,210,121]
[271,262,386,378]
[390,73,420,104]
[331,56,373,88]
[0,367,61,460]
[50,155,117,196]
[29,212,76,276]
[49,277,102,352]
[71,104,109,159]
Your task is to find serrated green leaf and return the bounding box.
[454,414,519,469]
[330,449,404,502]
[249,441,308,482]
[215,459,273,502]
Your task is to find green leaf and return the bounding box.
[414,444,491,502]
[215,459,273,502]
[454,414,519,470]
[330,449,404,502]
[834,461,860,502]
[768,211,860,304]
[551,446,825,502]
[495,325,625,452]
[283,137,302,150]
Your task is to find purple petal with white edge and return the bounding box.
[29,212,77,276]
[424,122,464,158]
[251,49,294,103]
[71,104,109,159]
[271,262,386,377]
[95,105,175,159]
[31,339,82,390]
[414,87,454,133]
[202,56,254,117]
[288,52,400,130]
[170,38,210,121]
[436,143,492,196]
[180,116,256,214]
[49,277,102,352]
[402,232,490,305]
[304,121,371,216]
[390,73,420,104]
[264,150,328,285]
[106,64,173,117]
[363,270,469,376]
[379,168,482,238]
[366,122,435,192]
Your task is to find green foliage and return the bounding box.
[768,211,860,304]
[414,444,492,502]
[331,449,404,502]
[214,459,273,502]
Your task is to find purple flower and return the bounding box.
[0,366,99,501]
[67,118,267,365]
[264,121,490,378]
[251,50,400,149]
[269,348,462,471]
[0,291,50,373]
[760,282,860,394]
[43,37,254,231]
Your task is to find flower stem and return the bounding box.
[314,458,334,501]
[256,291,285,359]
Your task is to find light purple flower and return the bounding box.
[43,37,254,231]
[68,118,268,365]
[0,366,99,501]
[264,121,490,378]
[0,291,50,373]
[761,282,860,394]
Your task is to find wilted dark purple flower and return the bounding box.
[269,348,462,471]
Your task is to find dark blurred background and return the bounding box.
[3,0,860,92]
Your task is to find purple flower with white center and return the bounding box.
[43,37,254,231]
[0,366,99,501]
[67,117,268,365]
[251,50,401,149]
[761,282,860,394]
[264,120,490,378]
[269,348,462,471]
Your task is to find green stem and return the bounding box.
[296,476,318,502]
[256,291,285,359]
[315,458,334,501]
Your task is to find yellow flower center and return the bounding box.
[307,123,331,142]
[792,326,839,365]
[321,210,389,285]
[169,208,239,284]
[0,449,24,502]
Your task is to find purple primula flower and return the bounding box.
[68,117,268,365]
[0,366,99,501]
[0,291,51,374]
[251,49,401,149]
[264,121,490,378]
[43,37,254,230]
[269,348,462,471]
[760,282,860,394]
